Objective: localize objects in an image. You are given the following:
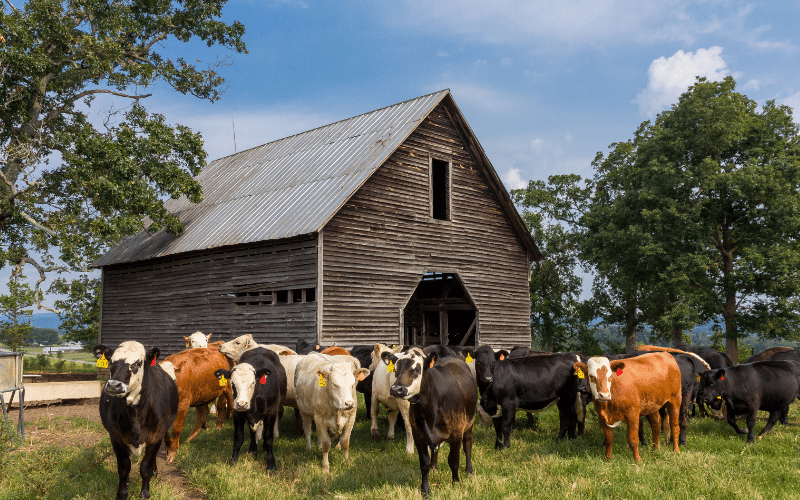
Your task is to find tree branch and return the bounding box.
[17,255,65,314]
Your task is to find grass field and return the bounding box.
[2,394,800,500]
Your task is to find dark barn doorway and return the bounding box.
[403,273,478,347]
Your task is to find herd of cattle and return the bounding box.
[90,335,800,499]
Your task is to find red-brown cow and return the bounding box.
[320,346,351,356]
[160,347,234,462]
[574,352,682,462]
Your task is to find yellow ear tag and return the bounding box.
[465,353,473,364]
[717,396,722,399]
[185,341,190,348]
[696,375,701,382]
[577,368,585,379]
[318,374,326,387]
[96,354,108,369]
[219,375,227,387]
[387,360,395,373]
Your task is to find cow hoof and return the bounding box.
[371,430,380,442]
[165,452,176,463]
[387,435,395,441]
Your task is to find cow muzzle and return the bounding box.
[595,393,612,402]
[104,380,127,397]
[390,384,407,399]
[234,400,250,411]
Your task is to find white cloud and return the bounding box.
[564,132,572,142]
[742,79,762,91]
[384,0,727,49]
[780,91,800,122]
[633,47,730,117]
[500,57,512,68]
[501,168,528,191]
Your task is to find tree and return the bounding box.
[596,77,800,361]
[0,0,247,331]
[28,326,59,345]
[0,264,34,350]
[51,273,97,343]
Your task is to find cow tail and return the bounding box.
[637,345,711,370]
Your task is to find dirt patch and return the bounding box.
[5,401,206,500]
[24,372,101,383]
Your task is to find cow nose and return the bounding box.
[105,380,126,395]
[390,385,407,398]
[234,401,249,411]
[344,400,355,410]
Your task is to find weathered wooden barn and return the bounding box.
[94,90,541,354]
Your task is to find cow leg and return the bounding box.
[638,417,647,447]
[667,400,682,451]
[726,406,748,437]
[463,424,474,476]
[217,388,233,429]
[139,441,161,499]
[370,394,381,441]
[294,407,304,435]
[477,404,493,427]
[626,412,642,462]
[316,417,332,473]
[415,434,433,498]
[387,409,399,441]
[166,401,190,462]
[301,411,314,451]
[746,408,758,443]
[263,414,277,471]
[187,404,210,443]
[780,403,791,426]
[759,410,782,439]
[447,439,461,484]
[400,401,415,454]
[645,412,661,451]
[231,412,246,464]
[110,439,131,500]
[339,412,356,462]
[494,403,515,449]
[601,423,615,460]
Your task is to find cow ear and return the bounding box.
[424,353,438,370]
[715,369,725,381]
[146,347,161,367]
[573,362,587,377]
[354,368,369,381]
[206,333,212,342]
[92,344,114,360]
[279,350,292,356]
[374,344,383,358]
[256,367,272,381]
[496,350,509,361]
[214,368,233,380]
[381,351,397,365]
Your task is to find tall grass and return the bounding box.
[22,353,97,374]
[3,397,800,499]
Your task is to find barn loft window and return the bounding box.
[430,158,451,221]
[233,287,316,306]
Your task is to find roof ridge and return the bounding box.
[210,89,450,164]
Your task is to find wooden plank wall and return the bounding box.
[321,103,531,349]
[99,236,318,355]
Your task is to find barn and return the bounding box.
[93,90,541,354]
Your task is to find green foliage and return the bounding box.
[0,0,246,331]
[50,274,98,344]
[28,327,60,345]
[0,267,34,350]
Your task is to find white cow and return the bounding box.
[370,344,414,453]
[184,331,211,348]
[294,352,369,472]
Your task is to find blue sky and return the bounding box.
[146,0,799,192]
[14,0,800,310]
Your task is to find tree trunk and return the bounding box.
[671,321,683,348]
[624,290,638,353]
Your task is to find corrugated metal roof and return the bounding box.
[94,90,450,267]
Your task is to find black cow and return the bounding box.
[350,344,375,420]
[742,347,794,364]
[93,342,179,500]
[295,338,322,355]
[765,349,800,364]
[478,352,586,448]
[214,347,287,469]
[677,345,734,417]
[384,348,476,498]
[508,346,547,358]
[698,360,800,442]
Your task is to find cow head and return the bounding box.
[473,345,508,386]
[93,341,159,406]
[571,357,592,396]
[296,338,322,355]
[370,343,402,371]
[219,334,257,363]
[385,348,429,403]
[215,364,271,411]
[316,362,369,411]
[185,331,211,348]
[579,357,621,402]
[698,369,726,410]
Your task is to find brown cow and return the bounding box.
[320,346,351,356]
[574,352,682,462]
[160,347,234,462]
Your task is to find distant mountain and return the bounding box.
[0,312,62,330]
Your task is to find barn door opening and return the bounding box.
[403,273,478,347]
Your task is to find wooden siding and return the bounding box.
[99,236,318,355]
[321,103,531,348]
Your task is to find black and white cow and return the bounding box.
[478,352,587,448]
[214,347,287,469]
[384,348,476,498]
[698,360,800,442]
[93,342,179,500]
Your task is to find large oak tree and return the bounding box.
[0,0,246,341]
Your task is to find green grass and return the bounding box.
[22,352,98,374]
[3,396,800,499]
